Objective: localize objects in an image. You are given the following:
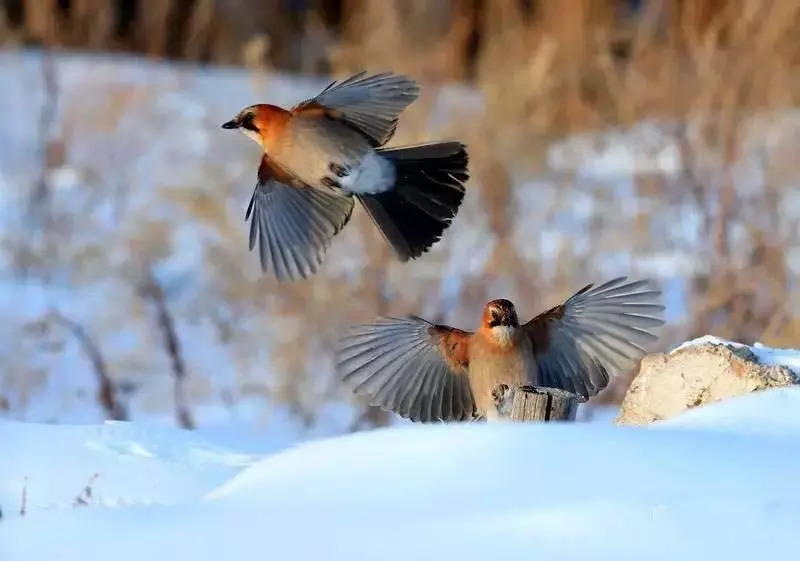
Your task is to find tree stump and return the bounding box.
[492,384,583,422]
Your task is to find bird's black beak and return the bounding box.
[221,120,239,130]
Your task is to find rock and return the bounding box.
[615,338,798,426]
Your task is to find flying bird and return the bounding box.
[221,71,469,281]
[336,277,665,422]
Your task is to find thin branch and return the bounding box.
[48,310,128,421]
[140,272,195,430]
[28,45,58,222]
[19,477,27,517]
[73,473,99,507]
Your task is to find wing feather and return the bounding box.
[292,71,419,146]
[523,277,665,399]
[336,317,476,423]
[246,156,354,281]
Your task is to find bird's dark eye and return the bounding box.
[240,113,258,132]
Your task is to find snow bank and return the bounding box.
[657,386,800,436]
[673,335,800,375]
[4,385,800,561]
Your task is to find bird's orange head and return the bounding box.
[481,299,519,330]
[221,104,287,148]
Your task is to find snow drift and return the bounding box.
[3,385,800,561]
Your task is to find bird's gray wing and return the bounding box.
[246,156,354,281]
[336,317,476,423]
[523,277,665,399]
[292,71,420,146]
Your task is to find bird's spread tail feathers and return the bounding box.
[357,142,468,260]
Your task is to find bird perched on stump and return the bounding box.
[222,71,469,281]
[336,277,665,422]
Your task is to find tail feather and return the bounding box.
[357,142,468,261]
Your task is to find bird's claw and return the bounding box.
[491,383,511,403]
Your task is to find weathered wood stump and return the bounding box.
[492,384,584,422]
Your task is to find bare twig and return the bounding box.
[20,477,27,517]
[28,45,59,223]
[140,272,195,430]
[73,473,99,507]
[16,44,61,278]
[48,310,128,421]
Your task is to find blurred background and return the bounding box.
[0,0,798,447]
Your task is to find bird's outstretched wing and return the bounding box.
[292,71,420,146]
[246,156,354,281]
[522,277,665,399]
[336,317,476,422]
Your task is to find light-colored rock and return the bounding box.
[616,339,798,426]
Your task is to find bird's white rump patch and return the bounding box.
[340,152,396,194]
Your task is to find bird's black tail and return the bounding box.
[357,142,468,261]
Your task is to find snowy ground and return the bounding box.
[4,374,800,559]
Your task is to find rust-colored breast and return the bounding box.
[467,329,533,414]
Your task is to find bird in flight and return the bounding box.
[336,277,665,422]
[222,71,469,281]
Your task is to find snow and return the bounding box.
[548,121,685,178]
[4,379,800,559]
[658,386,800,437]
[672,335,800,376]
[0,421,255,515]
